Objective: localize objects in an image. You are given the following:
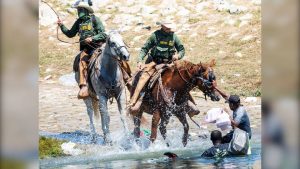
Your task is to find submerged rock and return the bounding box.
[61,141,83,156]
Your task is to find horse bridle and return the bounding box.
[176,64,215,100]
[195,68,216,100]
[107,37,128,60]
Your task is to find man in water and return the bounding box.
[213,83,252,143]
[201,130,230,157]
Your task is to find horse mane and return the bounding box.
[175,60,209,76]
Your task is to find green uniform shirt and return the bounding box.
[60,15,107,50]
[138,29,185,62]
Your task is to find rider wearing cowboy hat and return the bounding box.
[129,19,185,108]
[57,0,107,99]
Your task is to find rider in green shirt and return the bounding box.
[129,20,185,108]
[57,1,107,99]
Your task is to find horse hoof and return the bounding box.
[91,135,97,144]
[104,136,112,145]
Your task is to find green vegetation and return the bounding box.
[39,136,66,159]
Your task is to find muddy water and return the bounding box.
[39,82,261,168]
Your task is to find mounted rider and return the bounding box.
[57,0,107,99]
[129,20,185,108]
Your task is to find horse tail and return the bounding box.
[92,98,100,119]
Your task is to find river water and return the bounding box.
[40,129,261,169]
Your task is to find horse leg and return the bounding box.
[133,110,143,139]
[116,89,129,134]
[98,94,111,145]
[150,110,161,143]
[159,116,170,146]
[83,97,97,143]
[176,114,189,147]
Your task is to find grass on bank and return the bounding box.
[39,136,67,159]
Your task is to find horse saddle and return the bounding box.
[147,64,170,90]
[131,64,171,98]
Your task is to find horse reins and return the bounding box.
[175,62,198,89]
[41,0,98,48]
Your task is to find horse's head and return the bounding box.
[107,31,130,61]
[194,59,220,101]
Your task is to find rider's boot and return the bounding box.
[129,62,156,107]
[78,51,89,99]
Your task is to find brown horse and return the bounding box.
[129,59,220,146]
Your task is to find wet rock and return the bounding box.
[61,142,82,156]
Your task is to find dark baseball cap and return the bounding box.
[227,95,240,104]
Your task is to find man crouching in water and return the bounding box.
[201,130,231,157]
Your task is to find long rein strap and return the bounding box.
[41,0,97,46]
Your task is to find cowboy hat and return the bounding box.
[73,1,94,13]
[160,20,177,31]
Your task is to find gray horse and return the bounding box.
[75,31,130,144]
[92,31,130,144]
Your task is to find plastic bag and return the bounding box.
[228,128,250,155]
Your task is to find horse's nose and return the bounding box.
[124,54,130,61]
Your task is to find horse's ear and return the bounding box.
[209,59,216,67]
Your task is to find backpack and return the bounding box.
[228,128,250,155]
